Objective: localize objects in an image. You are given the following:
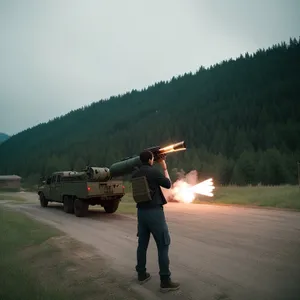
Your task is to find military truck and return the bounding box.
[38,169,125,217]
[37,141,186,217]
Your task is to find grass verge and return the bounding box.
[118,202,137,214]
[194,185,300,210]
[0,206,141,300]
[0,207,67,300]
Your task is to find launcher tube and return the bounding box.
[109,141,186,178]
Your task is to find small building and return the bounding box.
[0,175,22,191]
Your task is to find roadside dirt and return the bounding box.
[2,194,300,300]
[19,234,145,300]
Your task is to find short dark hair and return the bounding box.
[139,150,153,163]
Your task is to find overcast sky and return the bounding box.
[1,0,299,136]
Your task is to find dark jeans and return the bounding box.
[136,206,171,281]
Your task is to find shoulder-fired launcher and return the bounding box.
[85,141,186,181]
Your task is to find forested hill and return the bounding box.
[0,38,299,186]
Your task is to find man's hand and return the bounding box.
[159,159,171,181]
[159,159,167,170]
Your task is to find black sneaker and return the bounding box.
[138,272,151,284]
[160,279,180,293]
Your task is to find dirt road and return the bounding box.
[2,193,300,300]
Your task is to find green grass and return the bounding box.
[121,184,300,211]
[0,188,21,192]
[118,202,137,214]
[194,185,300,210]
[0,207,68,300]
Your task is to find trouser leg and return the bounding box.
[136,215,150,274]
[155,226,171,281]
[148,209,171,281]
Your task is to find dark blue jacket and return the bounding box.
[132,163,171,209]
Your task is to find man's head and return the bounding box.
[139,150,154,166]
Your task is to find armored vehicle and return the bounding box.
[37,141,186,217]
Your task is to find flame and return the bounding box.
[165,170,215,204]
[190,178,215,198]
[159,141,186,154]
[172,181,195,203]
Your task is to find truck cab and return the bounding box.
[38,171,72,203]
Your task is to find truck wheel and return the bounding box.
[63,196,74,214]
[39,193,48,207]
[104,200,120,213]
[74,199,89,217]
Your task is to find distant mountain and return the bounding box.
[0,133,9,143]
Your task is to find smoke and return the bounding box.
[161,169,199,203]
[182,169,198,186]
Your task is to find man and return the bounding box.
[131,150,180,293]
